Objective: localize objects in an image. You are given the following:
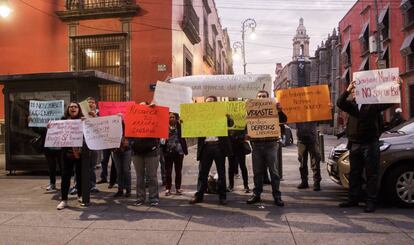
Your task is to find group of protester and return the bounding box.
[38,79,402,213]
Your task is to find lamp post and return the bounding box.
[0,0,11,18]
[233,18,257,75]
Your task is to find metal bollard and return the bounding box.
[319,132,325,162]
[277,141,283,180]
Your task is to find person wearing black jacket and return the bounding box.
[336,80,398,212]
[189,96,234,205]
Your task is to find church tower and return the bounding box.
[292,18,310,61]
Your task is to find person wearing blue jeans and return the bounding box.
[112,137,132,198]
[98,149,117,188]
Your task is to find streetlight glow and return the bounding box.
[0,0,11,18]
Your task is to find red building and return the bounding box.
[339,0,411,121]
[0,0,233,118]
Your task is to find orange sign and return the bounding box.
[276,85,332,123]
[124,104,169,138]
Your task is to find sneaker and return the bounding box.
[246,195,261,204]
[297,182,309,189]
[69,187,77,195]
[150,201,159,206]
[77,196,83,203]
[97,179,108,184]
[313,182,321,191]
[226,187,234,192]
[46,184,56,191]
[133,200,144,206]
[90,187,100,193]
[244,187,251,193]
[364,201,376,213]
[274,197,285,207]
[108,183,115,189]
[113,191,123,198]
[165,189,171,196]
[176,189,183,195]
[57,201,68,210]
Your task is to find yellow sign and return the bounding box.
[276,85,332,123]
[180,102,228,138]
[246,99,280,138]
[226,101,246,130]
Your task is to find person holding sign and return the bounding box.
[56,102,84,210]
[85,97,100,194]
[337,80,400,213]
[189,96,234,205]
[246,90,286,207]
[162,113,188,196]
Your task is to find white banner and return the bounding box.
[354,68,401,104]
[83,115,123,150]
[29,100,64,127]
[170,74,272,99]
[153,81,193,113]
[45,120,83,147]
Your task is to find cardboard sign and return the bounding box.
[276,85,332,123]
[227,101,246,130]
[44,120,83,147]
[124,104,169,138]
[246,99,280,138]
[29,100,64,127]
[170,74,272,99]
[180,102,228,137]
[83,115,123,150]
[79,100,91,118]
[353,68,401,104]
[98,101,136,117]
[153,81,193,113]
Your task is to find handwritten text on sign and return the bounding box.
[29,100,64,127]
[44,120,83,147]
[276,85,332,123]
[124,105,169,138]
[246,99,280,138]
[83,115,123,150]
[153,81,193,114]
[353,68,401,104]
[180,102,228,137]
[98,101,136,117]
[227,101,246,130]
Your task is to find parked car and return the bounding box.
[327,119,414,207]
[281,125,294,147]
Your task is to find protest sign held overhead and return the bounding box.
[124,104,169,138]
[180,102,228,137]
[83,115,123,150]
[45,120,83,147]
[170,74,272,99]
[246,99,280,138]
[353,68,401,104]
[276,85,332,123]
[153,81,193,114]
[29,100,64,127]
[226,101,246,130]
[98,101,135,117]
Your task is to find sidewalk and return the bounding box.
[0,135,413,244]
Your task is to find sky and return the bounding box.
[215,0,358,77]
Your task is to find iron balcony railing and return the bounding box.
[182,2,201,44]
[66,0,135,11]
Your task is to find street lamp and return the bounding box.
[233,18,257,75]
[0,0,11,18]
[232,41,242,61]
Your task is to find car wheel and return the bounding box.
[384,165,414,208]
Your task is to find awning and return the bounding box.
[359,56,369,71]
[378,5,389,24]
[400,32,414,56]
[400,0,411,10]
[341,68,350,82]
[341,39,350,54]
[358,22,369,40]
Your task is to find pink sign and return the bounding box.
[98,101,135,117]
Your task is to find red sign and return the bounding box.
[98,101,136,117]
[124,104,169,138]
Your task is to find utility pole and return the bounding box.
[374,0,385,69]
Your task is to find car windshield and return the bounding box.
[388,119,414,135]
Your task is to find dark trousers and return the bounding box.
[228,147,248,188]
[298,141,321,183]
[195,144,226,200]
[164,152,184,190]
[61,156,82,200]
[45,150,62,185]
[251,141,281,199]
[348,141,380,203]
[100,149,117,184]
